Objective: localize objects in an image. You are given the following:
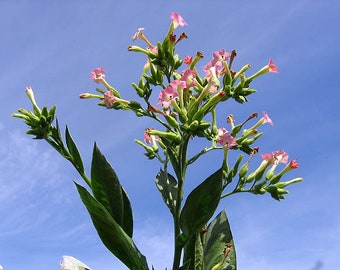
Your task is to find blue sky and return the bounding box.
[1,1,339,269]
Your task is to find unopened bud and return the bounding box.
[274,178,303,188]
[239,162,249,178]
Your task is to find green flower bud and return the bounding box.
[189,120,199,131]
[253,183,266,194]
[134,139,155,155]
[232,64,251,84]
[164,114,179,128]
[131,82,145,97]
[239,88,257,96]
[197,121,211,131]
[274,178,303,188]
[192,91,226,122]
[234,95,247,103]
[239,162,249,178]
[147,129,181,143]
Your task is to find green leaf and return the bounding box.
[65,126,84,172]
[75,183,149,270]
[91,143,133,237]
[204,210,236,270]
[180,168,223,239]
[155,169,178,215]
[121,186,133,237]
[183,233,204,270]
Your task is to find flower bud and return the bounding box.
[147,129,181,143]
[25,87,41,115]
[164,113,179,128]
[192,91,226,122]
[135,139,156,155]
[131,83,145,97]
[239,162,249,178]
[274,178,303,188]
[232,64,251,84]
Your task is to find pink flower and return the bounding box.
[272,149,289,165]
[180,69,196,88]
[148,46,158,55]
[217,127,238,149]
[260,153,272,162]
[144,128,156,144]
[103,91,116,108]
[184,56,193,65]
[261,149,289,165]
[263,111,274,126]
[289,159,299,169]
[211,49,230,67]
[268,59,278,73]
[170,79,187,91]
[157,85,179,109]
[170,12,188,29]
[203,61,224,79]
[131,27,145,41]
[90,67,105,83]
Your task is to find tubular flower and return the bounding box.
[217,127,238,149]
[131,27,153,48]
[248,111,274,132]
[211,49,231,67]
[144,128,157,144]
[262,111,274,126]
[90,67,105,83]
[103,91,116,108]
[131,27,145,41]
[170,79,187,91]
[203,62,224,79]
[272,149,289,165]
[180,69,197,89]
[170,12,188,29]
[268,59,279,73]
[245,59,279,84]
[289,159,299,169]
[25,86,41,113]
[184,56,193,65]
[157,85,179,109]
[261,149,289,166]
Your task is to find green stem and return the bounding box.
[172,134,190,270]
[187,146,222,165]
[221,189,248,199]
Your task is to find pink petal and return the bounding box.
[268,59,279,73]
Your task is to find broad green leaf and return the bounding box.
[204,210,236,270]
[75,183,148,270]
[155,169,178,215]
[183,233,204,270]
[65,126,84,172]
[121,186,133,237]
[180,168,223,239]
[91,143,133,237]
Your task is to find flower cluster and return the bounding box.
[79,12,300,202]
